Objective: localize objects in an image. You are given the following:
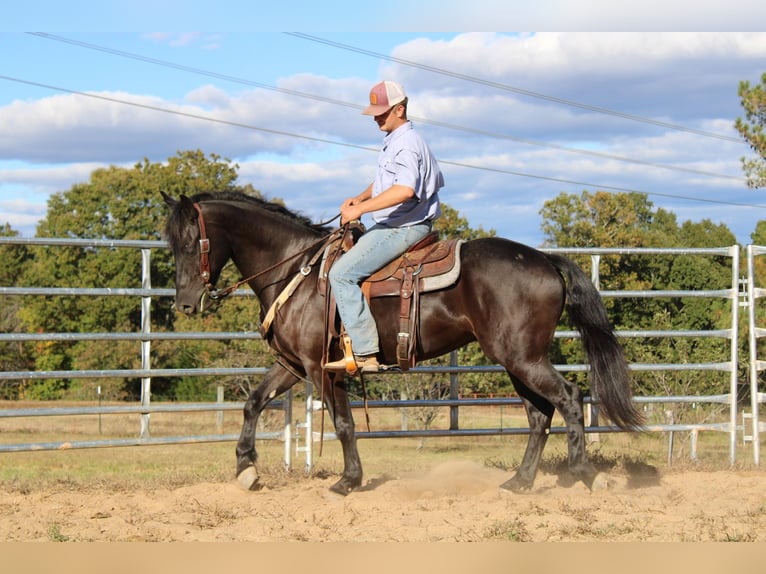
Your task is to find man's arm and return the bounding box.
[340,184,414,224]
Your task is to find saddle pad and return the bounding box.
[363,239,463,298]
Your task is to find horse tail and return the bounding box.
[545,253,644,430]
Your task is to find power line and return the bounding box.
[417,117,745,182]
[26,33,359,110]
[26,32,744,184]
[287,33,745,144]
[3,73,763,211]
[0,74,375,152]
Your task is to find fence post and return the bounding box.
[303,381,313,473]
[449,350,459,430]
[746,245,761,466]
[590,254,601,291]
[284,387,293,471]
[216,385,224,433]
[666,409,675,465]
[728,245,740,465]
[400,387,408,431]
[139,248,151,439]
[586,402,600,443]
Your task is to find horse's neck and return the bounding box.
[222,208,320,303]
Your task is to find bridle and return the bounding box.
[193,203,214,291]
[191,201,343,303]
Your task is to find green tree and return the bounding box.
[736,72,766,189]
[0,223,33,399]
[539,190,736,409]
[16,150,256,399]
[540,191,671,327]
[434,203,496,240]
[541,190,657,249]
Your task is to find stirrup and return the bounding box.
[341,334,357,373]
[323,335,364,374]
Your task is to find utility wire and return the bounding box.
[0,75,375,153]
[26,32,744,183]
[287,32,745,144]
[2,74,763,211]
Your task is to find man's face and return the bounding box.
[374,103,405,133]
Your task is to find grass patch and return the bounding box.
[47,523,71,542]
[484,518,532,541]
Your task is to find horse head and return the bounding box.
[162,191,229,315]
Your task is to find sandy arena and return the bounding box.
[2,461,765,542]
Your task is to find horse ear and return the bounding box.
[178,195,198,220]
[160,191,177,207]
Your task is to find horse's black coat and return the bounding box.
[163,191,643,494]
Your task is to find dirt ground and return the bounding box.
[2,461,765,543]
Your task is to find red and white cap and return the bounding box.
[362,80,407,116]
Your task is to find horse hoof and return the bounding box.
[329,480,358,496]
[329,484,352,496]
[590,472,610,491]
[499,477,532,493]
[237,466,261,491]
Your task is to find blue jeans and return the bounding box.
[328,222,432,356]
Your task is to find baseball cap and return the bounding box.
[362,80,407,116]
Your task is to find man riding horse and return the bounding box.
[324,80,444,374]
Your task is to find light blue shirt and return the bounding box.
[371,121,443,227]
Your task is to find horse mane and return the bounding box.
[194,190,325,229]
[164,190,330,248]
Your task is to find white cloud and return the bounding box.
[0,162,106,192]
[184,84,233,109]
[410,1,766,31]
[1,32,765,244]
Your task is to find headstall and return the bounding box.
[192,203,213,290]
[191,202,344,305]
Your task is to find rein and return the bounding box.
[193,202,341,303]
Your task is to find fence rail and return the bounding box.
[0,237,762,468]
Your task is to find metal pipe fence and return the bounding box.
[745,245,766,466]
[0,237,758,468]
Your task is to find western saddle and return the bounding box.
[319,223,463,371]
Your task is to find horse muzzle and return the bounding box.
[174,289,216,315]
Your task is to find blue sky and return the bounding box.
[2,23,766,247]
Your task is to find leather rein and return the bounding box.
[192,201,341,309]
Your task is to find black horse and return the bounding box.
[162,190,643,495]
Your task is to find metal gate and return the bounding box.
[0,237,761,468]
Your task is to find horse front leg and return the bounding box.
[322,372,363,495]
[235,363,300,490]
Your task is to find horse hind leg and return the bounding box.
[506,363,601,491]
[544,368,602,489]
[235,364,299,491]
[500,379,554,492]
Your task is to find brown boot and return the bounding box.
[352,354,380,372]
[323,354,379,374]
